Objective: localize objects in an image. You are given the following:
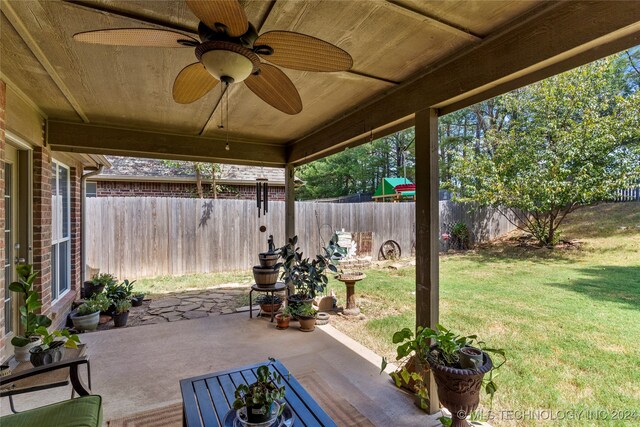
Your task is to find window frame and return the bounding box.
[51,159,71,303]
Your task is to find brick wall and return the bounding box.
[32,146,52,315]
[0,79,6,354]
[95,180,286,200]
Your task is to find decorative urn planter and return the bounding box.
[30,341,65,367]
[70,310,100,331]
[427,346,493,427]
[14,338,42,363]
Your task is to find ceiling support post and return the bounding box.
[415,108,440,415]
[284,163,296,243]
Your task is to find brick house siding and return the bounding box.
[95,180,286,200]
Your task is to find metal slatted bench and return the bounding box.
[180,359,337,427]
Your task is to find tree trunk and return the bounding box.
[195,167,203,199]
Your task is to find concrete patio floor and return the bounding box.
[1,313,442,426]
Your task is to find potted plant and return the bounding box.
[70,293,110,331]
[381,324,505,426]
[294,305,317,332]
[256,294,283,314]
[83,272,116,299]
[9,264,52,362]
[131,292,145,307]
[279,236,341,312]
[112,299,132,327]
[30,326,80,367]
[232,363,286,424]
[275,306,293,330]
[105,279,135,314]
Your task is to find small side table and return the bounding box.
[335,273,366,316]
[249,282,289,322]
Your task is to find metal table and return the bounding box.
[249,282,288,322]
[180,359,337,427]
[0,344,91,413]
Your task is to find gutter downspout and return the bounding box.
[81,165,104,284]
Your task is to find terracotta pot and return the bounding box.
[275,314,290,329]
[298,316,316,332]
[260,303,282,314]
[427,347,493,427]
[258,253,279,268]
[253,266,280,287]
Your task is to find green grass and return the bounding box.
[329,202,640,426]
[133,270,252,295]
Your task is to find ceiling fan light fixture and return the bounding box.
[196,41,259,83]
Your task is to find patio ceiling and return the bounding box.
[2,1,640,166]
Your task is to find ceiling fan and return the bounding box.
[72,0,353,115]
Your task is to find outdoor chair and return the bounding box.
[0,357,101,427]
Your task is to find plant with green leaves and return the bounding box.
[91,272,117,288]
[232,363,286,420]
[113,299,132,315]
[293,304,317,319]
[450,222,470,250]
[33,326,80,351]
[76,293,110,316]
[9,264,52,347]
[279,236,341,300]
[256,294,282,305]
[448,56,640,246]
[380,324,505,412]
[105,279,135,303]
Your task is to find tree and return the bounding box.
[162,160,221,199]
[448,55,640,245]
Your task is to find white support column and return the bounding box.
[284,164,295,242]
[415,108,440,414]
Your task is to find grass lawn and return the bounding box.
[330,202,640,426]
[133,270,252,295]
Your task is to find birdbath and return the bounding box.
[335,272,366,316]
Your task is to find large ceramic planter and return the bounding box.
[298,316,316,332]
[14,338,41,363]
[113,311,130,328]
[30,341,65,367]
[258,253,279,268]
[427,346,493,427]
[253,266,279,287]
[83,281,105,299]
[70,310,100,331]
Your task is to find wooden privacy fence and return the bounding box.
[86,198,518,279]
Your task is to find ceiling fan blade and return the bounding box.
[245,64,302,115]
[173,63,218,104]
[73,29,198,47]
[185,0,248,37]
[254,31,353,72]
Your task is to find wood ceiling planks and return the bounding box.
[0,13,79,121]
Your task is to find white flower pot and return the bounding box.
[71,310,100,331]
[14,338,42,363]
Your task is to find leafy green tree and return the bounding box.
[449,55,640,245]
[161,160,221,198]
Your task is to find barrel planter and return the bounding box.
[258,253,279,268]
[253,266,279,287]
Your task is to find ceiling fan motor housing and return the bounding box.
[195,41,260,83]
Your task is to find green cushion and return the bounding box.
[1,395,102,427]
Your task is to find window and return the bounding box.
[4,163,12,334]
[85,181,97,198]
[51,160,70,301]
